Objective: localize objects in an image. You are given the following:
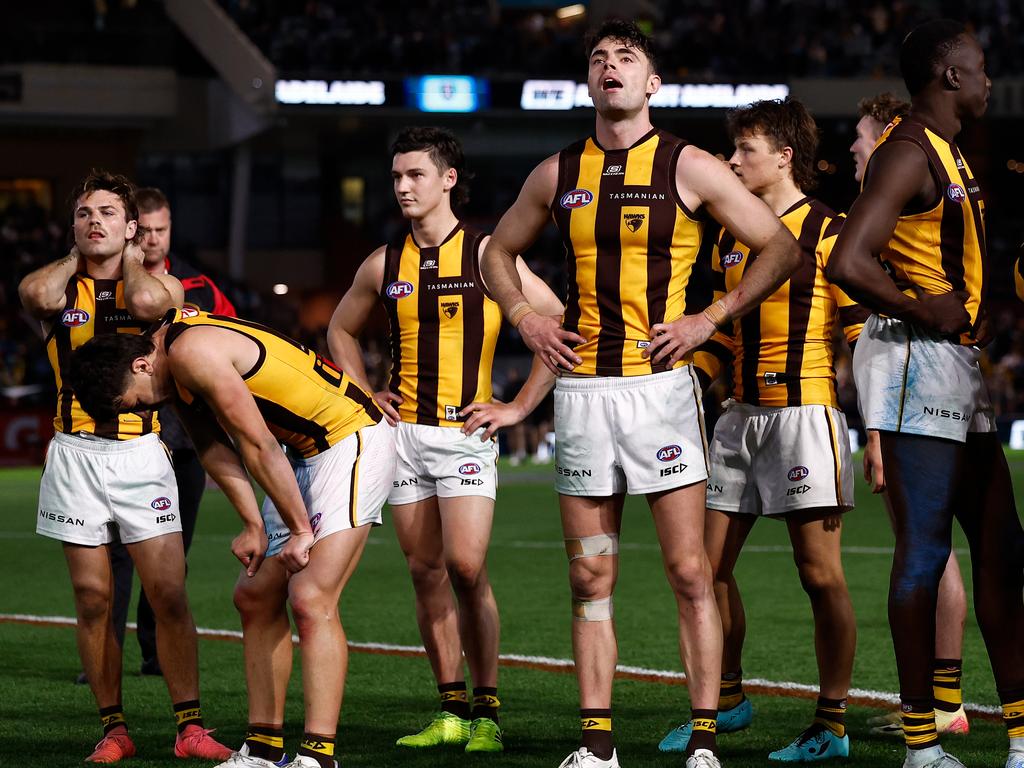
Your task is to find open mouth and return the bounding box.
[602,77,623,91]
[88,232,105,240]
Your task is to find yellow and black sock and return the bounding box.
[999,689,1024,741]
[472,687,500,723]
[580,708,613,760]
[438,681,470,720]
[298,732,335,768]
[932,659,963,713]
[244,724,285,763]
[719,670,745,711]
[901,699,939,751]
[688,708,718,756]
[813,696,847,737]
[99,704,126,735]
[173,700,203,733]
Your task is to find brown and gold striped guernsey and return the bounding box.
[163,309,381,458]
[380,222,501,427]
[694,198,868,408]
[869,116,987,344]
[46,274,157,438]
[1015,255,1024,302]
[551,128,712,376]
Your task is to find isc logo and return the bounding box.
[656,445,682,462]
[151,497,172,510]
[560,189,593,209]
[721,251,744,268]
[787,466,810,482]
[947,183,967,203]
[386,281,415,299]
[61,308,90,327]
[459,462,481,476]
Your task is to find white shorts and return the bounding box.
[37,432,180,546]
[706,401,855,516]
[388,421,498,506]
[854,314,996,443]
[263,421,396,557]
[554,366,709,496]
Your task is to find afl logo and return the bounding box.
[459,462,482,476]
[787,466,810,482]
[180,305,200,318]
[560,188,593,209]
[656,445,682,462]
[721,251,744,268]
[386,281,415,299]
[61,308,90,327]
[150,497,172,510]
[310,512,322,532]
[947,183,967,203]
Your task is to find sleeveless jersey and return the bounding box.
[46,274,157,438]
[164,310,381,458]
[551,128,711,376]
[380,222,501,427]
[869,116,986,344]
[694,199,868,408]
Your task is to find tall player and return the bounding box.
[480,20,801,768]
[70,307,395,768]
[328,126,564,754]
[828,21,1024,768]
[660,98,861,763]
[102,186,237,678]
[851,94,972,738]
[17,170,231,763]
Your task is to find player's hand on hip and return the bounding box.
[517,312,585,374]
[460,400,525,440]
[374,390,403,426]
[232,524,269,577]
[280,530,314,572]
[911,289,970,336]
[863,429,886,493]
[645,313,715,366]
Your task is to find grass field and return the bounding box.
[1,455,1021,768]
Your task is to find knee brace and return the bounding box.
[572,595,613,622]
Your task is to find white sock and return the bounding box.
[905,745,944,767]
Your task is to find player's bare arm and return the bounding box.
[327,246,400,423]
[463,251,562,438]
[825,141,970,335]
[174,401,268,576]
[167,327,314,573]
[482,155,586,373]
[17,246,84,321]
[646,146,800,365]
[122,242,184,321]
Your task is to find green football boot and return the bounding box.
[465,718,504,753]
[396,712,471,748]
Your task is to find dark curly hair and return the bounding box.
[69,168,139,223]
[585,19,658,74]
[391,126,473,208]
[69,333,156,423]
[727,97,820,192]
[857,92,910,126]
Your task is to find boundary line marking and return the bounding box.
[0,613,1000,720]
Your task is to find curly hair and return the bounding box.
[69,333,156,423]
[857,92,910,126]
[584,18,658,74]
[727,97,820,191]
[69,168,138,223]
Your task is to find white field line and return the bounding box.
[0,612,1000,718]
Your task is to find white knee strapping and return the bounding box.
[572,595,613,622]
[564,533,619,560]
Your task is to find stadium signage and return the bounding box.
[407,75,487,113]
[520,80,789,110]
[275,79,386,105]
